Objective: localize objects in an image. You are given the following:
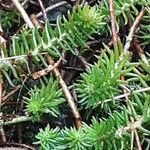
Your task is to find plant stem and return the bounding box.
[99,87,150,104]
[46,55,82,128]
[2,85,21,106]
[124,8,145,52]
[32,57,62,80]
[121,75,142,150]
[37,0,47,20]
[12,0,34,28]
[1,116,33,126]
[36,1,67,18]
[0,22,6,142]
[109,0,117,44]
[0,73,6,142]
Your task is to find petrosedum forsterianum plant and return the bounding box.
[24,78,65,120]
[0,9,20,31]
[34,110,130,150]
[97,0,150,36]
[1,1,150,86]
[67,4,104,47]
[35,124,91,150]
[0,4,103,86]
[34,124,62,150]
[76,42,133,109]
[137,7,150,46]
[130,52,150,86]
[61,126,91,150]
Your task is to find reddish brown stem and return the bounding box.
[2,85,21,106]
[32,58,62,80]
[109,0,117,44]
[46,55,82,128]
[124,9,145,52]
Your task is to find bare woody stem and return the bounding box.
[0,72,2,110]
[99,87,150,104]
[12,0,34,28]
[36,1,67,18]
[0,21,6,142]
[0,116,33,126]
[121,76,142,150]
[0,72,6,142]
[122,10,145,148]
[37,0,47,20]
[109,1,142,146]
[32,59,61,80]
[2,85,21,106]
[124,8,145,52]
[46,55,81,128]
[75,0,82,9]
[109,0,117,44]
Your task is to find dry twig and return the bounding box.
[0,74,2,109]
[0,74,6,142]
[121,12,146,148]
[30,14,42,28]
[98,87,150,104]
[124,9,145,52]
[1,116,32,126]
[12,0,34,28]
[32,57,62,80]
[46,55,81,128]
[109,3,142,146]
[109,0,117,44]
[0,52,47,61]
[75,0,82,8]
[37,0,47,20]
[2,85,21,106]
[36,1,67,18]
[0,22,6,142]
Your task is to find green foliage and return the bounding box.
[1,4,102,57]
[24,78,65,120]
[0,4,103,85]
[0,9,20,31]
[1,1,149,86]
[97,0,150,35]
[34,124,61,150]
[131,93,150,124]
[139,60,150,81]
[88,111,130,149]
[64,4,103,48]
[76,43,132,109]
[35,93,150,149]
[35,110,131,150]
[1,1,150,149]
[61,126,91,150]
[137,8,150,46]
[130,53,150,87]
